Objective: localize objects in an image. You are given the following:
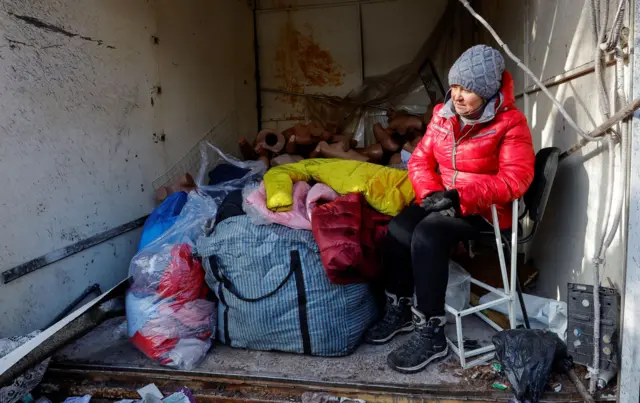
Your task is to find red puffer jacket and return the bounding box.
[408,71,535,229]
[311,193,392,284]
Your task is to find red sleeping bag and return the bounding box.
[311,193,391,284]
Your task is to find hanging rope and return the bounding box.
[587,0,629,393]
[458,0,601,141]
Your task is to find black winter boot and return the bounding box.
[364,292,414,345]
[386,308,448,373]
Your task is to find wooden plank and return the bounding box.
[2,216,148,284]
[0,279,128,383]
[470,293,510,330]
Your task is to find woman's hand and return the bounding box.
[420,190,460,215]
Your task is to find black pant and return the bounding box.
[383,204,486,318]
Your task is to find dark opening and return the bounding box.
[265,133,278,146]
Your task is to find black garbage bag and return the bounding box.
[493,329,573,403]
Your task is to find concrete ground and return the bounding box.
[55,315,497,388]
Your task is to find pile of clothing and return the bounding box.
[126,149,418,368]
[244,158,416,283]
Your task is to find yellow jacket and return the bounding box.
[264,159,415,216]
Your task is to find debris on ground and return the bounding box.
[62,396,91,403]
[162,388,195,403]
[137,384,163,400]
[0,331,51,403]
[301,392,365,403]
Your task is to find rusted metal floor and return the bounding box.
[38,316,605,402]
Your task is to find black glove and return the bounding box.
[420,190,460,214]
[438,207,457,217]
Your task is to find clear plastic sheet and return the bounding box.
[241,181,273,227]
[445,261,471,322]
[304,1,474,146]
[196,142,266,187]
[126,147,264,370]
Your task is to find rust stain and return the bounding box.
[273,0,292,8]
[274,17,345,106]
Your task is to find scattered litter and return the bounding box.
[163,387,195,403]
[301,392,340,403]
[468,364,497,380]
[0,331,51,403]
[141,395,161,403]
[62,396,91,403]
[491,382,509,391]
[492,362,503,373]
[300,393,364,403]
[552,382,563,392]
[137,384,163,400]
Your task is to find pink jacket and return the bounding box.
[243,181,339,230]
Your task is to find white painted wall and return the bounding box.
[0,0,256,337]
[155,0,257,161]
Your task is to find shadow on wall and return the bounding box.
[530,97,589,300]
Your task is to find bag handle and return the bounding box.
[209,251,300,302]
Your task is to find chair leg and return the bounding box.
[515,277,531,329]
[501,236,531,329]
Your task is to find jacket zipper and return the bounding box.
[447,95,502,188]
[450,124,475,188]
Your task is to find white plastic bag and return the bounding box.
[445,261,471,322]
[479,291,568,340]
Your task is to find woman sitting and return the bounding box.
[364,45,536,374]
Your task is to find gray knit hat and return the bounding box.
[448,45,505,100]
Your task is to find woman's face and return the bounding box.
[450,85,484,116]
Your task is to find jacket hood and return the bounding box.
[438,71,516,123]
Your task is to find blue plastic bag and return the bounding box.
[138,192,189,251]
